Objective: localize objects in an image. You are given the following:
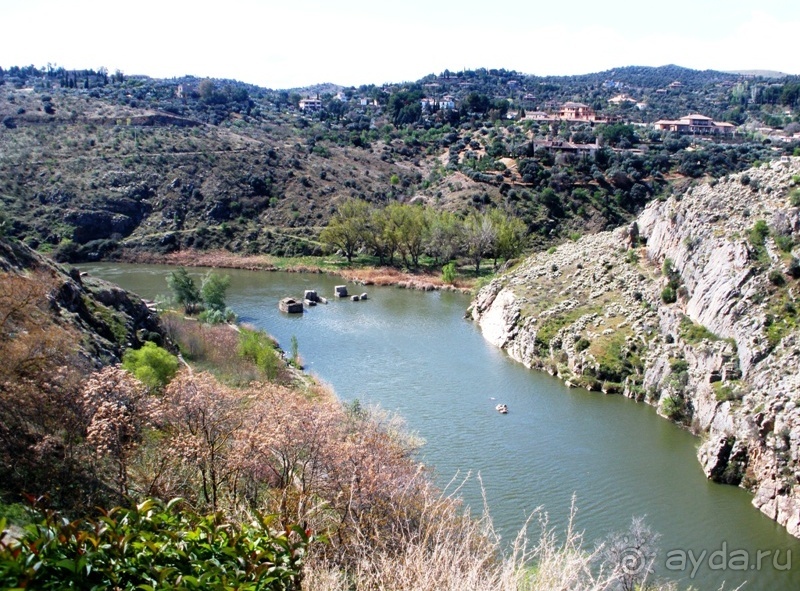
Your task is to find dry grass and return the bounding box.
[123,249,281,271]
[305,491,622,591]
[338,266,473,292]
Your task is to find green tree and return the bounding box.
[427,210,462,264]
[320,198,370,262]
[600,122,637,147]
[363,206,389,265]
[490,210,527,266]
[201,272,231,312]
[463,212,497,276]
[122,341,179,390]
[166,268,201,313]
[393,203,429,268]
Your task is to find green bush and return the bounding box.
[769,270,787,287]
[198,307,237,324]
[789,188,800,207]
[441,261,457,284]
[574,337,590,352]
[774,234,795,253]
[0,498,310,591]
[238,328,280,380]
[749,219,770,248]
[679,316,720,343]
[122,341,180,390]
[669,358,689,374]
[788,257,800,279]
[661,395,685,421]
[713,381,742,402]
[661,285,677,304]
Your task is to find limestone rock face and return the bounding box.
[470,158,800,537]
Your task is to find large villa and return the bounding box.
[653,113,735,135]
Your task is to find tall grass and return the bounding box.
[304,491,622,591]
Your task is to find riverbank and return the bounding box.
[120,248,476,294]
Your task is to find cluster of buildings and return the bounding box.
[296,90,739,138]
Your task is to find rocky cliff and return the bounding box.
[470,157,800,536]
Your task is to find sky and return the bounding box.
[1,0,798,89]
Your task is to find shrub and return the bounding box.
[774,233,795,253]
[769,270,787,287]
[748,219,770,248]
[669,358,689,374]
[679,315,720,343]
[0,498,310,591]
[713,381,743,402]
[442,261,457,284]
[574,337,590,352]
[790,188,800,207]
[661,395,685,421]
[238,327,281,380]
[788,257,800,279]
[199,307,237,324]
[661,285,676,304]
[122,341,179,390]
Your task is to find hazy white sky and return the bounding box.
[1,0,797,89]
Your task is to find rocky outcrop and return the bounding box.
[470,157,800,537]
[0,237,165,365]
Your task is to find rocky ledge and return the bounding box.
[470,157,800,537]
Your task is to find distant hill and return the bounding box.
[726,69,791,78]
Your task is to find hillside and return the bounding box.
[1,64,797,266]
[0,237,162,364]
[0,236,164,508]
[470,158,800,536]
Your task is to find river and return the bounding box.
[81,263,800,590]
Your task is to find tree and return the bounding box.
[600,123,637,147]
[390,203,429,268]
[320,198,370,262]
[427,210,461,264]
[201,272,231,312]
[463,212,497,276]
[463,92,491,114]
[82,366,152,497]
[363,206,390,265]
[161,371,245,511]
[491,210,527,266]
[166,268,201,313]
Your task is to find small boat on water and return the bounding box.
[495,403,508,414]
